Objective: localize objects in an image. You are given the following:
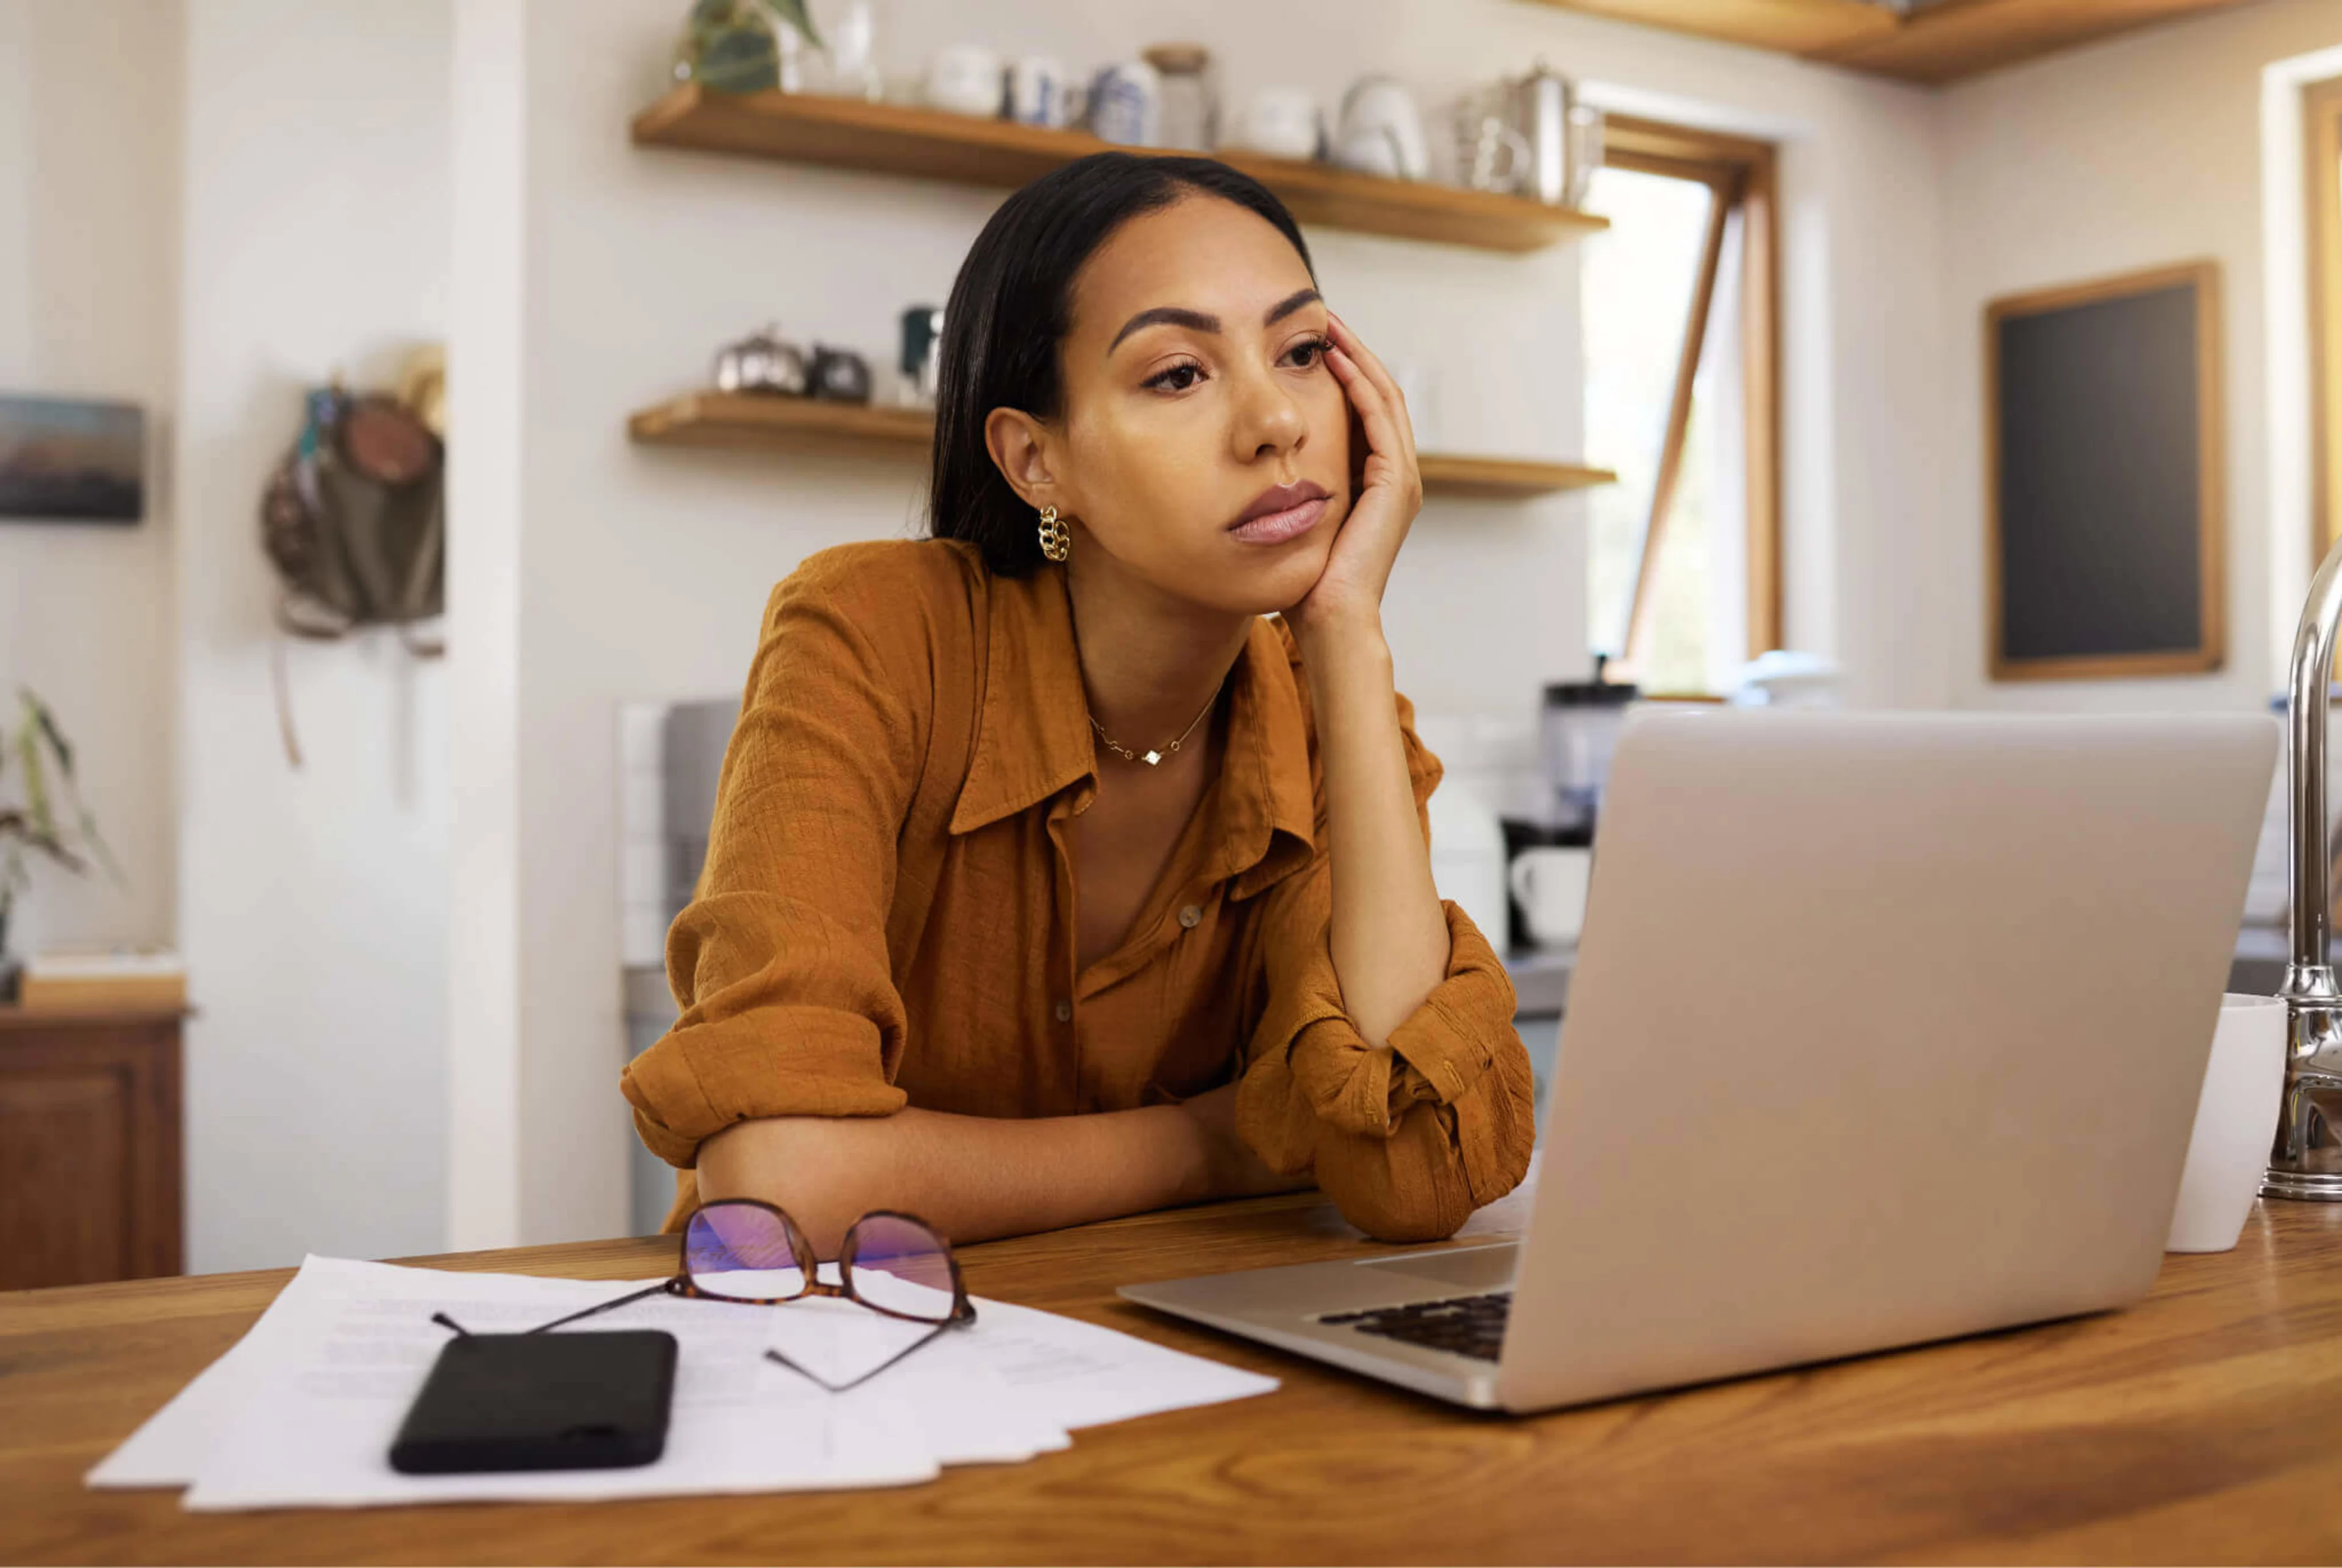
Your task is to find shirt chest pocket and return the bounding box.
[1121,909,1255,1105]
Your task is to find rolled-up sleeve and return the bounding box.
[1233,718,1536,1244]
[621,567,916,1169]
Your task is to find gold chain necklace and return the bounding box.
[1088,681,1224,767]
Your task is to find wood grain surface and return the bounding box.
[1522,0,2254,84]
[629,86,1606,256]
[0,1012,182,1289]
[6,1190,2342,1564]
[629,392,1617,501]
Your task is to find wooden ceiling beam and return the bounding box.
[1807,0,2262,84]
[1520,0,1896,55]
[1520,0,2261,84]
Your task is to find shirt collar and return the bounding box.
[948,568,1096,835]
[948,573,1317,889]
[1217,616,1318,898]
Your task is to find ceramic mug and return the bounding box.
[1008,55,1076,129]
[1461,115,1532,193]
[1235,87,1322,161]
[1509,847,1592,948]
[1087,60,1162,147]
[2166,993,2288,1251]
[1336,75,1428,180]
[925,43,1004,118]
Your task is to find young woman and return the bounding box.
[622,154,1534,1251]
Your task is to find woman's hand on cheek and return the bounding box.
[1286,312,1421,660]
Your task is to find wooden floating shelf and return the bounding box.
[629,392,1616,500]
[1414,453,1617,500]
[631,85,1608,255]
[629,392,936,459]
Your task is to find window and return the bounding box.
[1581,116,1781,694]
[2309,75,2342,561]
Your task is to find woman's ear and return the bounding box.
[984,408,1062,515]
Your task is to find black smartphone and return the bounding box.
[389,1330,677,1474]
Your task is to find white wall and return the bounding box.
[446,0,1961,1245]
[0,1,181,954]
[446,0,529,1250]
[30,0,2293,1265]
[10,0,2322,1269]
[1938,0,2342,714]
[176,0,454,1272]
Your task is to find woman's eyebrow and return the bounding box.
[1106,288,1325,355]
[1264,287,1322,325]
[1109,306,1219,354]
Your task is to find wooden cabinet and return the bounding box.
[0,1009,183,1289]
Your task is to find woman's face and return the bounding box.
[1011,194,1353,617]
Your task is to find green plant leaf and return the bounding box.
[15,714,52,839]
[764,0,822,49]
[0,809,81,872]
[3,687,119,887]
[26,691,123,884]
[27,691,74,778]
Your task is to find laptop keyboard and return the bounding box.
[1320,1290,1511,1362]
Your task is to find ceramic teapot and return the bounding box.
[713,323,809,396]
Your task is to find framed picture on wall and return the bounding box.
[0,396,146,524]
[1985,260,2223,681]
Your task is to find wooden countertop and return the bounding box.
[0,1005,190,1033]
[5,1189,2342,1563]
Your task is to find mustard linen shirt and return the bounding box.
[620,539,1534,1242]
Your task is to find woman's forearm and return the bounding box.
[1302,617,1453,1045]
[693,1086,1294,1256]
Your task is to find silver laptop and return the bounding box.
[1120,711,2277,1412]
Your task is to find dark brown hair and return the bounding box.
[927,153,1315,576]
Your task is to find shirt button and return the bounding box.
[1055,1000,1072,1023]
[1178,904,1202,929]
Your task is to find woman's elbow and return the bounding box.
[695,1115,883,1257]
[1312,1128,1475,1244]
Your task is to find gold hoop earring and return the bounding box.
[1036,504,1070,564]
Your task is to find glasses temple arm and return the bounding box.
[764,1318,962,1394]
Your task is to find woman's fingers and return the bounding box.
[1327,343,1406,493]
[1291,315,1422,629]
[1327,314,1417,471]
[1326,351,1419,523]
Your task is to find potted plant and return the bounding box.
[0,688,118,1003]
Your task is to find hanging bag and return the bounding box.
[259,384,446,765]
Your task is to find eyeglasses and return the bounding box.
[432,1200,976,1392]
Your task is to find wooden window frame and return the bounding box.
[2309,76,2342,565]
[1599,114,1783,664]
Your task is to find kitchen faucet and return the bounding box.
[2272,537,2342,1198]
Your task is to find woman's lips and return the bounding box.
[1228,484,1330,545]
[1230,495,1327,545]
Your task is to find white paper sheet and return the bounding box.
[765,1273,1278,1433]
[180,1259,936,1509]
[91,1259,646,1492]
[953,1297,1278,1431]
[86,1314,270,1488]
[88,1253,1272,1511]
[762,1298,1072,1464]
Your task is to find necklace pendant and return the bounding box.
[1142,750,1163,767]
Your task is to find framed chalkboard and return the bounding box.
[1986,260,2224,681]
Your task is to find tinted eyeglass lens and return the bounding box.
[685,1204,809,1301]
[843,1214,959,1322]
